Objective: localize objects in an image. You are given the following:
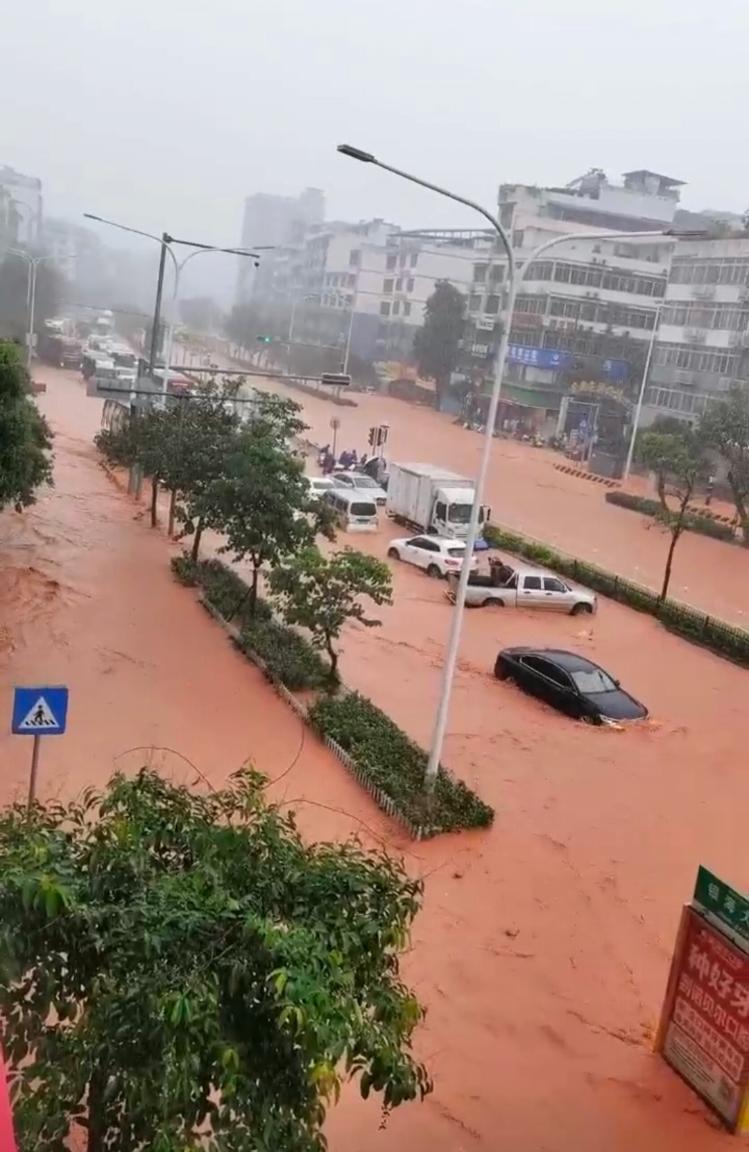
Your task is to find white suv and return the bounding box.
[387,536,479,579]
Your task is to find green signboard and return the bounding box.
[693,866,749,944]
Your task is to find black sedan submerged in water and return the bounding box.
[494,647,648,724]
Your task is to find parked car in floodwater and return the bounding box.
[493,647,648,724]
[448,559,596,614]
[387,535,479,579]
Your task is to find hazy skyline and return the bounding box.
[4,0,747,267]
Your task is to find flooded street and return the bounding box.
[2,364,746,1151]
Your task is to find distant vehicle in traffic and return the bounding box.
[332,471,387,507]
[324,489,379,532]
[387,535,479,579]
[493,647,647,723]
[304,475,336,499]
[449,559,596,614]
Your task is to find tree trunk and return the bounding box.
[249,565,259,617]
[727,471,749,546]
[660,499,690,602]
[656,472,668,511]
[87,1068,106,1152]
[190,516,204,563]
[325,634,338,685]
[150,476,159,528]
[168,488,177,537]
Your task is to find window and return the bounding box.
[446,546,467,557]
[522,576,542,590]
[474,264,487,283]
[379,301,390,317]
[399,253,407,267]
[403,301,411,317]
[469,294,482,312]
[392,301,400,316]
[395,278,403,291]
[383,279,394,294]
[490,264,506,284]
[407,277,415,292]
[571,668,617,695]
[409,537,438,551]
[524,659,572,688]
[386,253,397,270]
[349,249,361,267]
[434,501,446,522]
[543,577,567,593]
[485,294,501,314]
[513,230,525,248]
[410,252,418,267]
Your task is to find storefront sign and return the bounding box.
[694,866,749,947]
[658,871,749,1134]
[507,345,572,370]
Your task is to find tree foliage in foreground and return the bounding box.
[270,547,393,681]
[0,340,53,512]
[413,281,466,409]
[639,427,707,600]
[700,384,749,544]
[0,769,430,1152]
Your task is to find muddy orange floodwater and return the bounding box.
[1,363,746,1152]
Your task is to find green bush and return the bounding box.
[483,524,749,666]
[237,618,331,690]
[309,692,494,837]
[172,553,329,688]
[605,490,735,542]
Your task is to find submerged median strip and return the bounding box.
[171,554,494,838]
[604,490,736,542]
[484,524,749,668]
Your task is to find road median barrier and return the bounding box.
[483,524,749,669]
[171,554,495,838]
[604,490,736,542]
[554,462,620,487]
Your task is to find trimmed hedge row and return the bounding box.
[309,692,494,837]
[605,490,735,542]
[171,555,329,688]
[483,524,749,668]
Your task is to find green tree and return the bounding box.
[639,427,707,600]
[207,430,314,616]
[0,768,430,1152]
[270,547,392,682]
[0,340,53,511]
[413,280,466,409]
[700,385,749,544]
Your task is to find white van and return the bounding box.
[324,488,379,532]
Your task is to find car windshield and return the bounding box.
[571,668,617,695]
[447,546,466,557]
[353,475,378,488]
[351,501,377,517]
[448,503,472,523]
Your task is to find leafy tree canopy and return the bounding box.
[0,340,53,511]
[700,384,749,542]
[413,281,466,407]
[0,768,430,1152]
[270,547,392,680]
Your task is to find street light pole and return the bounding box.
[149,233,170,372]
[338,144,676,788]
[623,301,663,481]
[2,249,62,369]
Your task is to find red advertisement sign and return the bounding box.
[661,907,749,1130]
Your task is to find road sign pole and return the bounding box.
[27,735,41,814]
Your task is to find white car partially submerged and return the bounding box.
[304,475,336,499]
[387,535,479,579]
[332,471,388,507]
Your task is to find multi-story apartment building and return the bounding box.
[236,187,324,302]
[643,235,749,425]
[0,164,43,247]
[463,169,680,426]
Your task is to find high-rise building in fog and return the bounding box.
[236,187,324,302]
[0,164,43,246]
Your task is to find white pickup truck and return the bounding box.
[447,559,597,615]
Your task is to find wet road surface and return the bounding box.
[1,363,744,1151]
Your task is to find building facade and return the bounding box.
[236,187,324,302]
[0,164,43,247]
[642,236,749,425]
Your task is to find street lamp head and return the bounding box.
[337,144,376,164]
[83,213,103,223]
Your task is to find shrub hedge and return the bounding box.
[309,692,494,837]
[605,490,735,542]
[483,524,749,667]
[171,554,328,687]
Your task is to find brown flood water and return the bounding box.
[2,364,746,1151]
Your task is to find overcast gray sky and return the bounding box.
[3,0,747,252]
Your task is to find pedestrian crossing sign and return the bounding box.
[12,686,69,736]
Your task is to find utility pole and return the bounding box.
[148,232,171,372]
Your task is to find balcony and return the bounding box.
[692,285,716,300]
[685,328,707,344]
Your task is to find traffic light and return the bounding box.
[256,335,273,344]
[368,426,376,447]
[376,424,389,447]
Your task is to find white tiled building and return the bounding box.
[643,236,749,424]
[0,164,42,246]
